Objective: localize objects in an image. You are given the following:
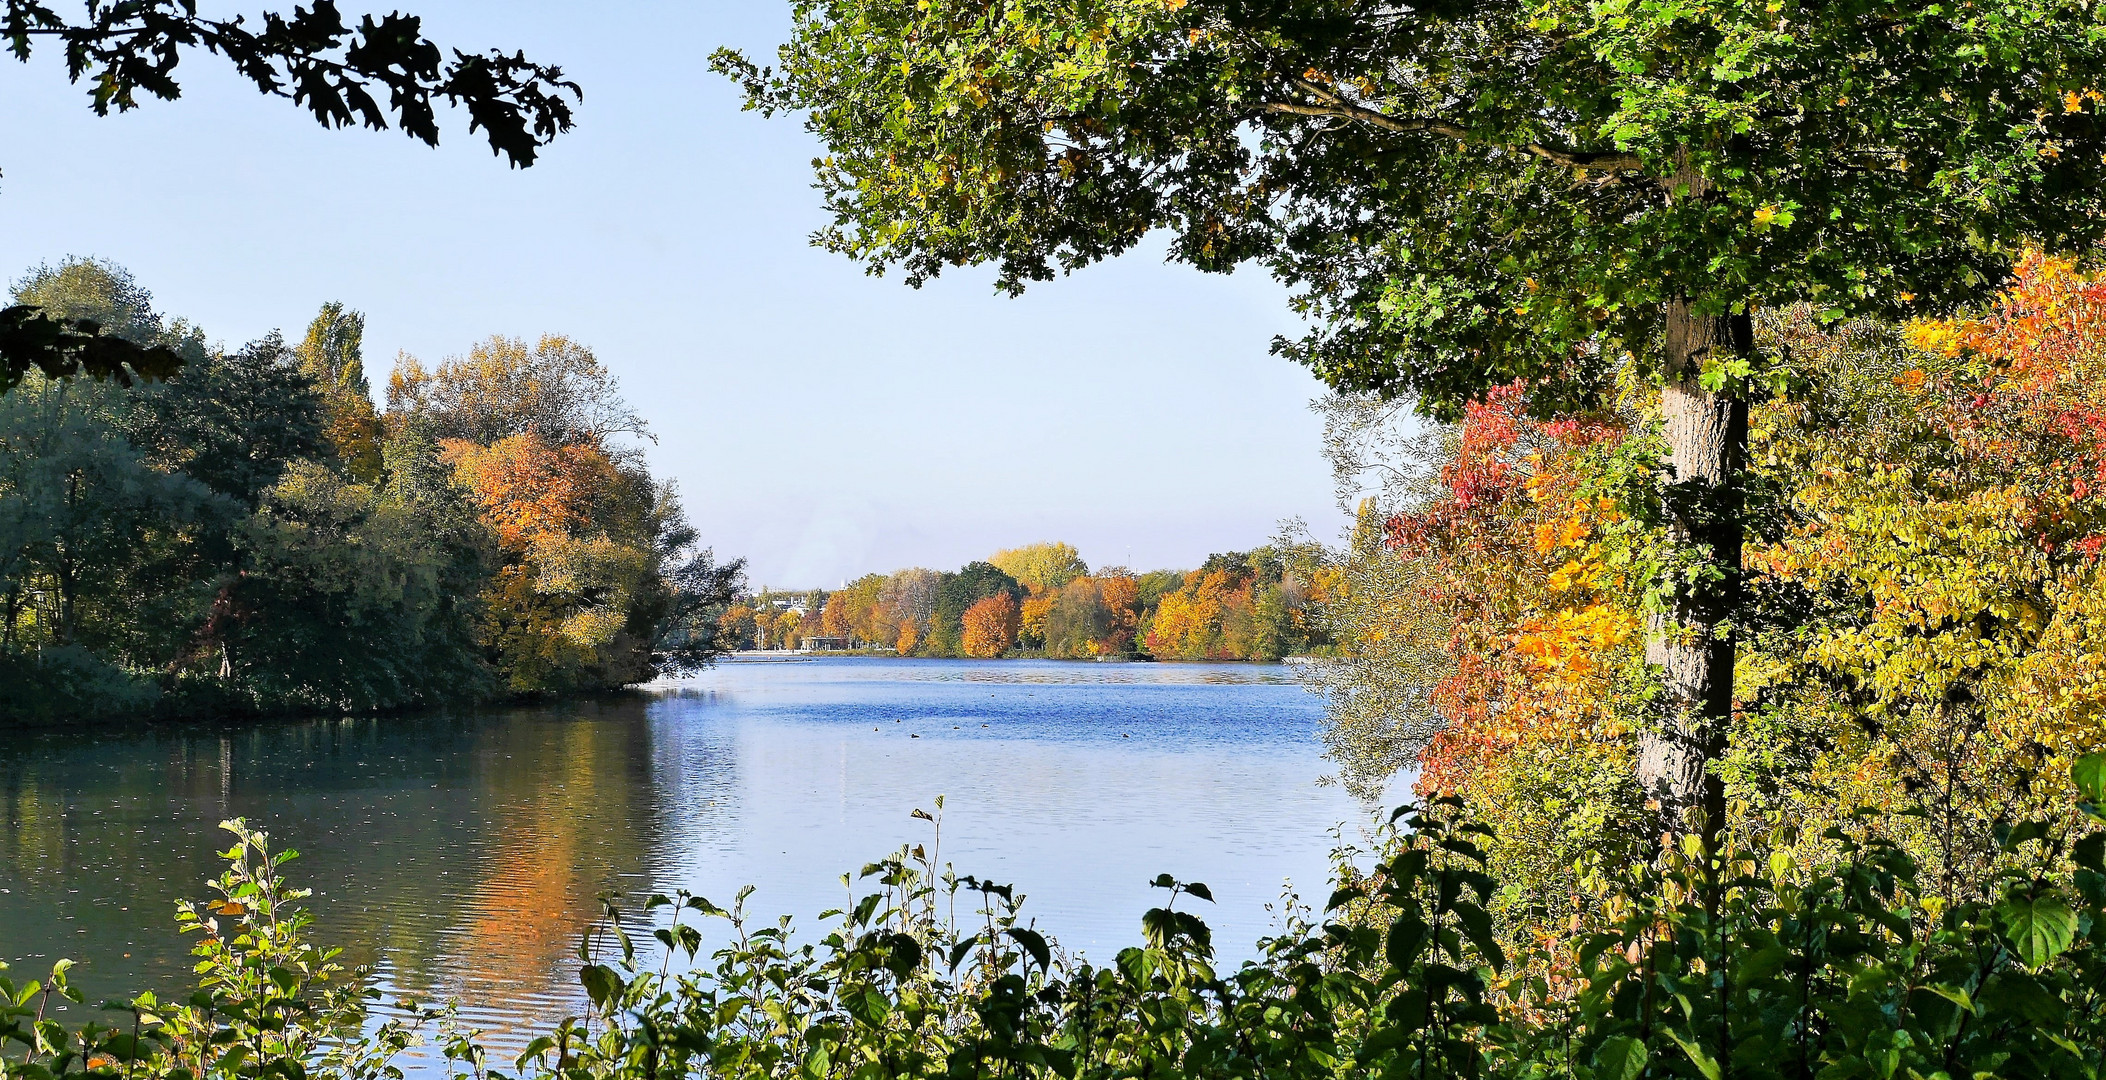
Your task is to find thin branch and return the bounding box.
[1262,80,1646,172]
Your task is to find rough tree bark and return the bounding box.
[1639,300,1750,843]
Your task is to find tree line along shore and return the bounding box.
[716,539,1337,661]
[0,258,740,723]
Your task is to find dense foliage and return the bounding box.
[1311,253,2106,912]
[13,757,2106,1080]
[716,539,1333,661]
[0,259,740,722]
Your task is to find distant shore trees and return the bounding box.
[721,536,1334,661]
[0,258,740,722]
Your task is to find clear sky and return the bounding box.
[0,1,1349,588]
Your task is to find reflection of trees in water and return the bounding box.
[443,704,663,1008]
[0,700,678,1022]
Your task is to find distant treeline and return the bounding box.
[0,259,740,723]
[718,539,1335,661]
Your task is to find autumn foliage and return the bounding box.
[1322,256,2106,899]
[735,547,1332,660]
[960,593,1020,657]
[391,338,727,694]
[443,434,617,552]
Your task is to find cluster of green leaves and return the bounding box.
[715,0,2106,414]
[20,760,2106,1080]
[1,820,436,1080]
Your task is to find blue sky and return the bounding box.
[0,1,1348,587]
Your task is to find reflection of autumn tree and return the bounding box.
[0,706,666,1017]
[451,709,657,1008]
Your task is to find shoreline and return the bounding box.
[720,651,1323,664]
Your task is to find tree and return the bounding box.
[1,2,578,391]
[656,548,745,672]
[989,542,1086,592]
[879,566,942,651]
[221,460,492,711]
[718,0,2106,836]
[960,592,1019,657]
[929,561,1020,654]
[0,374,219,649]
[295,302,383,481]
[389,335,648,452]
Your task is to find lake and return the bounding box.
[0,658,1382,1052]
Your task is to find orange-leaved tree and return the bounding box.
[441,432,662,691]
[960,593,1019,658]
[1315,383,1644,888]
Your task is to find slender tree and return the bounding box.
[717,0,2106,836]
[296,303,384,480]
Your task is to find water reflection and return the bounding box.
[0,700,664,1037]
[1,660,1375,1058]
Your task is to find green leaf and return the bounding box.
[513,1036,556,1071]
[1981,971,2066,1023]
[1325,886,1365,911]
[1453,903,1506,973]
[577,964,625,1011]
[881,933,922,977]
[1997,889,2078,969]
[1386,915,1429,971]
[1663,1029,1722,1080]
[2074,754,2106,803]
[2075,833,2105,872]
[1593,1035,1648,1080]
[1734,944,1792,987]
[844,988,891,1028]
[1006,927,1051,972]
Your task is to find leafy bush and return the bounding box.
[0,646,159,723]
[12,762,2106,1080]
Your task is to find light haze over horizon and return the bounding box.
[0,1,1351,587]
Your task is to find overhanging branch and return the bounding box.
[1262,82,1645,173]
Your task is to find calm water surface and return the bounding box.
[0,659,1378,1052]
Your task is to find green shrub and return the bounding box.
[0,647,159,724]
[12,762,2106,1080]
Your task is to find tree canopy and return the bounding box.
[717,0,2106,410]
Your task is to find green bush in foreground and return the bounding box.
[10,762,2106,1080]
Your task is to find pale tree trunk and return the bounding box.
[1639,301,1750,843]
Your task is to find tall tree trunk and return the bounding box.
[1639,301,1750,843]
